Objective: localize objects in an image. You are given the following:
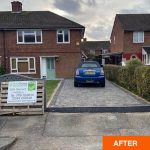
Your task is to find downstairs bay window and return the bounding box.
[10,57,36,74]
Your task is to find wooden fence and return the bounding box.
[0,74,45,115]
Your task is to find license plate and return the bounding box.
[85,71,95,75]
[86,80,94,83]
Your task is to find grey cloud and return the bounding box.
[121,7,149,14]
[1,0,150,41]
[80,0,97,6]
[85,25,112,40]
[53,0,81,14]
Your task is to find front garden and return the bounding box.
[104,59,150,102]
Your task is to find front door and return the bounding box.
[46,58,55,80]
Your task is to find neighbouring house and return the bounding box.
[0,1,85,79]
[110,14,150,65]
[80,40,110,63]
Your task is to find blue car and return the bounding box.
[74,61,105,87]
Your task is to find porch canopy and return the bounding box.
[143,47,150,54]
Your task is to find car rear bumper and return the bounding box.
[74,76,105,84]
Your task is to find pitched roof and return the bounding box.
[143,47,150,54]
[117,14,150,31]
[81,41,110,50]
[0,11,85,30]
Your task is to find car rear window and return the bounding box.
[80,62,99,68]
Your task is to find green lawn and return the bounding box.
[46,80,60,101]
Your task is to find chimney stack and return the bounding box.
[11,1,22,13]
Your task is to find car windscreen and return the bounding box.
[80,62,100,68]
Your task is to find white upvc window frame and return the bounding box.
[10,57,36,74]
[143,54,150,65]
[57,29,70,44]
[17,29,43,44]
[147,54,150,65]
[133,31,144,43]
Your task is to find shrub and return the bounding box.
[104,65,121,83]
[104,63,150,101]
[135,66,150,101]
[126,59,143,67]
[119,59,143,92]
[119,65,138,92]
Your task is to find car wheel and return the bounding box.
[101,82,105,87]
[74,82,78,87]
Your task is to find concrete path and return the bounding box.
[0,137,16,150]
[50,80,148,107]
[0,112,150,150]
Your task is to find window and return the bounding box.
[102,49,108,54]
[133,32,144,43]
[10,57,36,74]
[89,50,95,55]
[81,63,99,68]
[57,29,70,43]
[143,54,150,65]
[17,30,42,44]
[130,54,137,60]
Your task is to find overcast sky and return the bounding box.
[0,0,150,41]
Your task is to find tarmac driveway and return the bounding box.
[1,112,150,150]
[50,80,148,107]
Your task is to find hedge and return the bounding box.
[135,66,150,100]
[103,65,121,83]
[104,64,150,101]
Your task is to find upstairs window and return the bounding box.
[57,29,70,43]
[133,32,144,43]
[17,30,42,44]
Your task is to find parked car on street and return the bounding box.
[74,61,105,87]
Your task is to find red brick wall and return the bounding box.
[0,32,5,66]
[110,16,124,53]
[124,31,150,52]
[110,16,150,61]
[0,29,83,78]
[123,31,150,60]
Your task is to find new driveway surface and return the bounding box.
[0,113,150,150]
[50,80,148,107]
[1,80,150,149]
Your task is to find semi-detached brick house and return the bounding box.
[110,14,150,65]
[0,1,85,79]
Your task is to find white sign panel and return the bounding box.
[7,81,37,103]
